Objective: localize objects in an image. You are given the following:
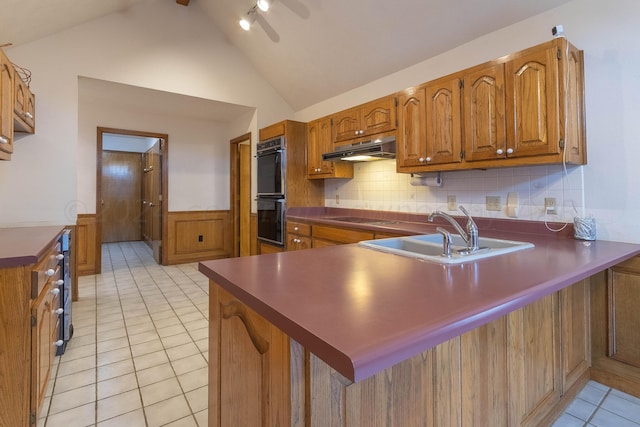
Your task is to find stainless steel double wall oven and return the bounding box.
[256,136,286,246]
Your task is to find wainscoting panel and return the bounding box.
[76,214,97,276]
[166,211,232,265]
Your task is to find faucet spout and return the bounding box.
[428,205,480,252]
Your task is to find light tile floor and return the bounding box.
[37,241,640,426]
[39,241,210,427]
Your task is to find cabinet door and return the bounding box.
[464,63,507,162]
[560,279,590,393]
[209,286,291,427]
[307,118,333,177]
[31,285,55,421]
[360,96,396,137]
[506,45,560,158]
[0,49,14,158]
[507,293,561,427]
[332,107,361,143]
[14,76,35,132]
[608,269,640,368]
[425,76,462,165]
[396,87,427,170]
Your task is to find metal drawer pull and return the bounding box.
[51,288,60,296]
[56,253,64,260]
[55,308,64,315]
[54,340,64,347]
[56,280,64,286]
[25,112,33,119]
[0,135,8,144]
[45,269,55,277]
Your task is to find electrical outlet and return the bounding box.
[545,197,557,214]
[447,195,457,211]
[335,194,340,204]
[486,196,501,211]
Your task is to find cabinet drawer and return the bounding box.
[611,255,640,274]
[31,243,62,299]
[287,221,311,237]
[312,225,373,244]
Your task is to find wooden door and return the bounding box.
[506,45,560,158]
[464,63,507,162]
[396,87,427,170]
[239,143,251,257]
[0,49,14,158]
[332,107,361,143]
[31,286,54,420]
[425,75,463,165]
[101,151,143,243]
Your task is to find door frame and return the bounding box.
[96,127,169,271]
[230,132,252,257]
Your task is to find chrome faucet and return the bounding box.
[428,205,480,253]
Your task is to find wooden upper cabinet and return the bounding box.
[14,75,35,133]
[463,62,507,162]
[332,95,397,144]
[396,87,427,170]
[395,38,585,172]
[397,75,462,172]
[307,117,353,179]
[505,42,560,159]
[424,75,462,166]
[0,49,14,160]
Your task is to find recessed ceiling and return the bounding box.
[1,0,574,111]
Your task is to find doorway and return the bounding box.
[230,133,252,257]
[96,127,169,271]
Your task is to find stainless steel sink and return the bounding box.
[357,233,534,264]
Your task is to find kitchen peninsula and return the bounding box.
[199,213,640,426]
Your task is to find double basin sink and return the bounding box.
[358,233,534,264]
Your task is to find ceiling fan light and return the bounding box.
[239,18,251,30]
[257,0,271,12]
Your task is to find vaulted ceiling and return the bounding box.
[0,0,574,111]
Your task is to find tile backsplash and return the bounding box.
[324,159,585,223]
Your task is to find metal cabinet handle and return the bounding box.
[25,112,33,119]
[45,269,55,277]
[496,149,504,155]
[506,148,514,154]
[51,288,60,296]
[54,340,64,347]
[0,135,8,144]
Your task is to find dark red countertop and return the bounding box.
[199,209,640,383]
[0,226,66,268]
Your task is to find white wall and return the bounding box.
[0,0,293,226]
[78,93,235,213]
[295,0,640,243]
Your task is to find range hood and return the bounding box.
[322,135,396,162]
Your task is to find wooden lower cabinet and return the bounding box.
[209,280,590,426]
[209,286,294,426]
[0,228,64,427]
[591,256,640,397]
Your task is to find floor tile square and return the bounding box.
[145,394,192,427]
[136,362,176,387]
[134,349,170,371]
[171,353,207,376]
[97,372,139,400]
[48,383,96,415]
[97,359,136,382]
[131,338,164,358]
[52,368,96,394]
[97,389,142,422]
[96,408,146,427]
[140,377,183,406]
[185,385,208,412]
[166,342,200,361]
[44,402,95,427]
[177,366,208,392]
